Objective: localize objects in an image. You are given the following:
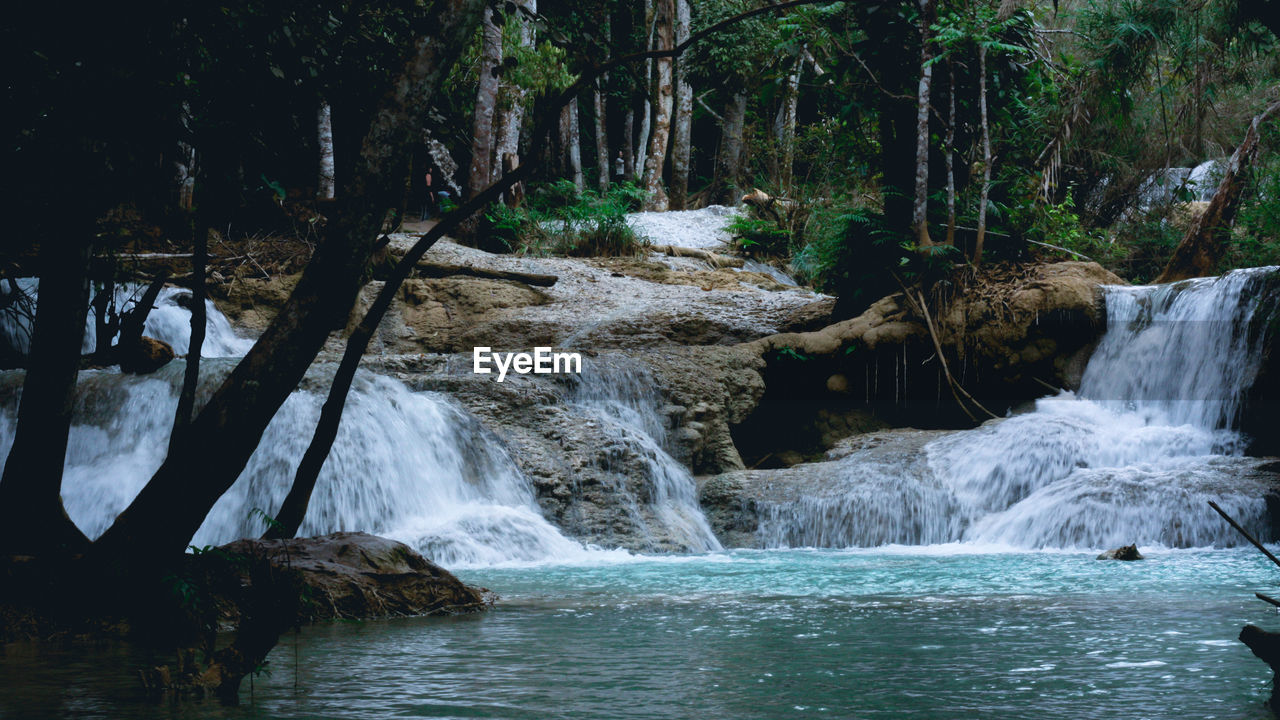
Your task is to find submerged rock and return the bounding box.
[216,532,488,623]
[1096,544,1144,561]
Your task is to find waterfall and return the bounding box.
[761,267,1280,550]
[0,363,591,567]
[0,279,253,359]
[570,360,723,552]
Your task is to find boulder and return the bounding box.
[118,336,175,374]
[215,532,488,623]
[1096,544,1144,561]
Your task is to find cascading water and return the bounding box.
[570,361,723,552]
[758,267,1280,550]
[0,362,594,567]
[0,288,602,567]
[0,279,253,358]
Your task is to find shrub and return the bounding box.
[484,181,649,257]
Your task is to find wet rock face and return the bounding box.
[736,262,1124,453]
[216,532,487,623]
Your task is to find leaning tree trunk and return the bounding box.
[169,226,207,455]
[1155,98,1280,284]
[317,101,336,200]
[911,0,937,248]
[714,92,747,205]
[668,0,693,209]
[641,0,674,211]
[974,44,992,264]
[0,238,94,555]
[93,0,488,564]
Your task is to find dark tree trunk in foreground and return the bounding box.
[94,0,487,563]
[0,238,94,554]
[169,226,208,455]
[1242,624,1280,713]
[1156,98,1280,284]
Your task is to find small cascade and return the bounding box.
[755,454,964,548]
[0,364,591,567]
[0,279,253,359]
[570,360,723,552]
[760,267,1280,550]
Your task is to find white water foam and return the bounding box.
[760,267,1280,550]
[571,362,724,552]
[0,279,252,358]
[0,364,600,568]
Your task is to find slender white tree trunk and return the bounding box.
[317,101,335,200]
[669,0,693,209]
[642,0,674,211]
[565,97,585,191]
[975,44,992,265]
[635,0,656,181]
[912,0,937,247]
[594,82,610,193]
[622,109,636,178]
[945,60,955,247]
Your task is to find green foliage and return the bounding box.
[484,181,649,257]
[1228,148,1280,270]
[729,216,792,255]
[1011,193,1123,267]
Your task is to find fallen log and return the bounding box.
[411,261,558,287]
[649,244,744,268]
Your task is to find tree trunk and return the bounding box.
[669,0,692,209]
[563,97,584,191]
[635,0,656,182]
[642,0,674,211]
[467,7,503,199]
[1156,98,1280,284]
[623,108,636,178]
[317,101,336,200]
[0,238,93,554]
[93,1,487,563]
[945,58,956,248]
[594,81,610,193]
[911,0,937,248]
[169,226,207,455]
[494,0,535,204]
[774,53,803,194]
[974,44,991,265]
[714,92,747,205]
